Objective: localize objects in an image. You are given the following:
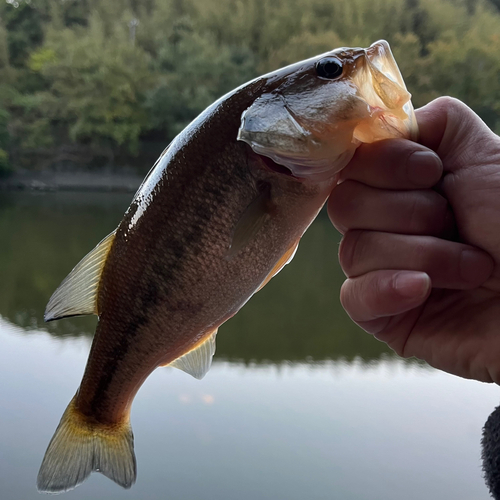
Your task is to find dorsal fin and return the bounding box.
[167,328,218,380]
[44,231,116,322]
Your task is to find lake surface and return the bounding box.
[0,191,498,499]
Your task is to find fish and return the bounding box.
[37,40,417,493]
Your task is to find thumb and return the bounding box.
[415,97,498,173]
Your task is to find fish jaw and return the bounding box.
[351,40,418,143]
[237,40,418,182]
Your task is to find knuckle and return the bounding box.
[354,272,384,319]
[340,276,373,320]
[434,97,477,138]
[365,274,386,315]
[339,279,355,314]
[434,95,462,111]
[405,195,421,232]
[328,181,362,229]
[338,230,365,276]
[433,96,471,121]
[406,191,448,234]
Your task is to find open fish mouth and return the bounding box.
[258,153,296,177]
[352,40,418,142]
[365,40,409,98]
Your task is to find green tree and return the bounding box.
[27,12,153,154]
[145,24,256,138]
[1,0,500,172]
[1,0,48,68]
[0,17,12,175]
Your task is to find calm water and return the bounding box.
[0,191,498,499]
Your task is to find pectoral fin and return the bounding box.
[167,328,218,380]
[45,231,116,321]
[257,238,299,292]
[227,185,273,258]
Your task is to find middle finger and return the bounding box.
[338,139,443,189]
[328,180,452,236]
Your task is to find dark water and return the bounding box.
[0,191,498,499]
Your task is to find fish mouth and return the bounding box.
[258,154,295,177]
[365,40,408,96]
[352,40,418,142]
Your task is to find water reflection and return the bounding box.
[0,192,497,499]
[0,318,496,500]
[0,191,393,363]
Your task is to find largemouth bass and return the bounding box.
[37,40,417,493]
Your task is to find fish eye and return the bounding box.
[315,57,343,80]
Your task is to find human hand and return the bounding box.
[328,97,500,383]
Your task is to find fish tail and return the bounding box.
[37,396,136,493]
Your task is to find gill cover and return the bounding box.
[237,84,361,180]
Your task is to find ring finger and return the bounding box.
[339,230,494,289]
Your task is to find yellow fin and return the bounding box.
[37,396,136,493]
[168,328,218,380]
[227,186,272,258]
[257,238,299,292]
[45,231,116,321]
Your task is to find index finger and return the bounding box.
[339,138,443,190]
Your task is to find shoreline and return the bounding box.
[0,170,144,192]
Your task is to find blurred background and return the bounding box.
[0,0,500,176]
[1,1,500,499]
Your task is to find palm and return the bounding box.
[384,123,500,383]
[391,287,500,383]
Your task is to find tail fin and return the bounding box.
[37,396,136,493]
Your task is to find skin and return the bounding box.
[328,96,500,384]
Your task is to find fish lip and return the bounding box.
[364,40,402,83]
[353,40,418,142]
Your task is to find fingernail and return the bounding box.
[459,249,494,284]
[406,151,442,186]
[393,271,431,299]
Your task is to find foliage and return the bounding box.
[0,0,499,170]
[145,26,256,138]
[29,15,153,153]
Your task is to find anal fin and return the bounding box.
[166,328,218,380]
[45,231,116,322]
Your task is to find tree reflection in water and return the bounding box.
[0,191,396,364]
